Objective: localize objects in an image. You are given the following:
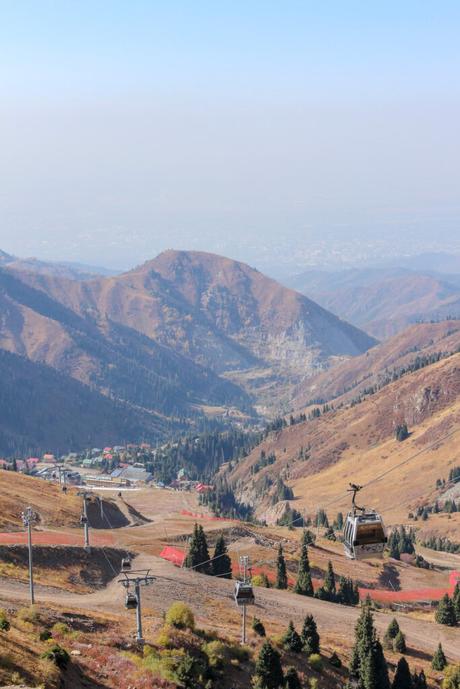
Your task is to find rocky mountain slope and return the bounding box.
[287,267,460,339]
[11,250,376,411]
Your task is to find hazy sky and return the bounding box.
[1,1,459,271]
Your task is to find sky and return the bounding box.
[0,1,459,273]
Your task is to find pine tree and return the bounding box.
[323,561,336,597]
[185,523,211,574]
[336,512,344,530]
[383,618,400,649]
[276,543,288,589]
[452,582,460,623]
[412,669,427,689]
[393,630,407,654]
[392,657,412,689]
[431,643,447,671]
[254,640,284,689]
[212,534,232,578]
[301,614,320,655]
[294,541,314,596]
[435,593,457,626]
[284,667,302,689]
[282,620,303,653]
[252,617,266,637]
[350,599,389,689]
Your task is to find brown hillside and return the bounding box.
[8,250,376,410]
[293,320,460,408]
[227,353,460,525]
[0,472,81,530]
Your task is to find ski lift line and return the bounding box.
[286,426,460,528]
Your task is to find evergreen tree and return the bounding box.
[453,582,460,623]
[276,544,288,590]
[383,618,400,649]
[412,670,427,689]
[185,523,211,574]
[337,576,359,606]
[294,541,314,596]
[284,667,302,689]
[350,599,389,689]
[392,657,412,689]
[282,620,303,653]
[435,593,457,626]
[211,533,232,578]
[336,512,344,530]
[301,614,320,655]
[323,561,336,597]
[393,630,407,654]
[254,640,284,689]
[431,643,447,671]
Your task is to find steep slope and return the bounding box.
[287,267,460,339]
[293,320,460,408]
[16,250,376,409]
[0,268,251,421]
[226,351,460,525]
[0,349,168,456]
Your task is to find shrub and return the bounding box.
[329,651,342,667]
[442,664,460,689]
[0,609,10,632]
[202,640,227,669]
[41,644,70,669]
[52,621,70,636]
[39,629,52,641]
[309,654,323,672]
[17,605,39,624]
[165,602,195,630]
[155,624,174,648]
[252,573,271,588]
[252,617,266,637]
[393,630,407,653]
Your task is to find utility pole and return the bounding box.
[77,491,91,552]
[21,507,37,605]
[118,570,155,645]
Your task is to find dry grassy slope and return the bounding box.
[0,473,81,530]
[293,320,460,408]
[228,353,460,525]
[13,250,376,386]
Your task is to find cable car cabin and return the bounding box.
[234,581,255,606]
[125,593,138,609]
[80,515,88,525]
[121,557,132,572]
[343,511,387,560]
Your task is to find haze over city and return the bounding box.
[1,1,459,275]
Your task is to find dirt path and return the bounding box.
[1,553,459,663]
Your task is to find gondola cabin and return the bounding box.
[125,593,138,609]
[343,510,386,560]
[234,581,255,606]
[80,515,88,525]
[121,557,132,572]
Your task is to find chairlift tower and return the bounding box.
[77,491,91,552]
[234,555,255,644]
[118,569,155,645]
[21,507,37,604]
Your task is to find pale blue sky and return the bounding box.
[0,1,459,270]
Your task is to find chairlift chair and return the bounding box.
[234,580,255,606]
[125,592,138,609]
[343,484,387,560]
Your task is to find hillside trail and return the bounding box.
[1,552,459,663]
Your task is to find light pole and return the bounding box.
[119,570,155,645]
[21,507,36,605]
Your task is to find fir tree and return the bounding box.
[412,669,427,689]
[323,561,336,597]
[350,599,389,689]
[435,593,457,626]
[336,512,344,530]
[294,541,314,596]
[254,640,284,689]
[392,657,412,689]
[383,618,400,649]
[431,643,447,671]
[185,523,211,574]
[301,614,320,655]
[393,630,407,654]
[284,667,302,689]
[453,582,460,623]
[276,543,288,590]
[252,617,266,637]
[212,533,232,578]
[282,620,303,653]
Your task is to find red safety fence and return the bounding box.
[0,531,115,546]
[180,509,239,523]
[159,546,186,567]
